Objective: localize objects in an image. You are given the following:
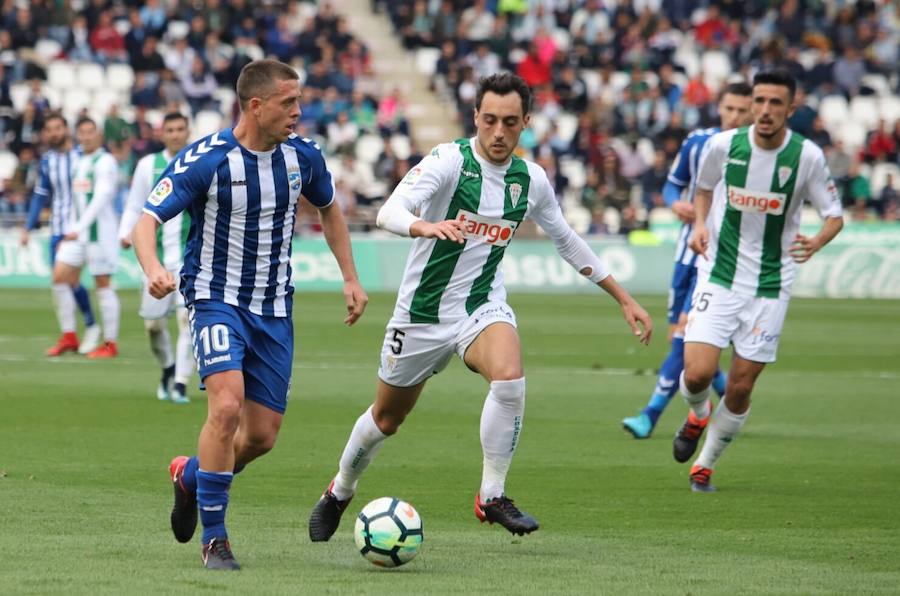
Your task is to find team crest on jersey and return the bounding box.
[288,170,302,191]
[509,183,523,207]
[777,166,792,188]
[148,177,173,206]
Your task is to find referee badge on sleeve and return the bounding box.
[149,177,173,205]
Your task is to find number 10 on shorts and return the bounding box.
[198,324,230,355]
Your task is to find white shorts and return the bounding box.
[55,239,119,276]
[139,270,184,319]
[378,301,518,387]
[684,279,790,363]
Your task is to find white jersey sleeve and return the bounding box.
[800,142,843,218]
[75,153,119,236]
[527,167,609,283]
[119,153,154,241]
[695,132,730,192]
[376,143,462,235]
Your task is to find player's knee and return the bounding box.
[243,432,277,458]
[726,376,755,402]
[682,368,711,394]
[490,362,524,382]
[144,318,164,333]
[490,377,526,405]
[372,408,403,436]
[208,397,242,435]
[176,309,189,330]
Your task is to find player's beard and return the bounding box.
[756,120,785,139]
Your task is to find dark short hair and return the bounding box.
[236,59,299,109]
[163,111,188,125]
[752,70,796,100]
[75,116,96,130]
[722,81,752,97]
[43,111,67,128]
[475,72,532,116]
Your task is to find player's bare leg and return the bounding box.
[689,356,764,492]
[309,380,426,542]
[47,263,81,356]
[464,322,538,535]
[233,399,283,468]
[674,342,722,463]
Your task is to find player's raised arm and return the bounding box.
[529,173,652,344]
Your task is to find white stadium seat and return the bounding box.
[0,150,19,180]
[92,88,121,115]
[559,156,586,189]
[878,96,900,127]
[701,50,731,91]
[76,62,106,91]
[555,113,579,146]
[105,63,135,91]
[528,112,550,140]
[579,69,600,100]
[34,39,62,64]
[167,20,190,39]
[836,120,867,153]
[47,61,76,90]
[63,87,92,116]
[389,134,411,160]
[849,96,880,129]
[9,82,31,112]
[193,110,223,137]
[415,47,441,76]
[818,95,848,128]
[144,109,164,129]
[355,134,384,164]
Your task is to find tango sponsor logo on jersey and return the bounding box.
[456,209,519,246]
[727,186,786,215]
[148,177,173,206]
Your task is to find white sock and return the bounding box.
[680,370,711,419]
[52,283,77,333]
[694,401,749,470]
[95,286,120,342]
[145,319,174,368]
[332,405,387,501]
[174,309,195,385]
[479,377,526,501]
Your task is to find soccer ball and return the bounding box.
[354,497,424,568]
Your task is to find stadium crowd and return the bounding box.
[1,0,899,235]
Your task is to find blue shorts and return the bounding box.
[188,300,294,414]
[667,262,699,324]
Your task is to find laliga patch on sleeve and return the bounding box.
[401,167,423,187]
[148,177,173,206]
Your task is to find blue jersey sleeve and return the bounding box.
[667,136,693,188]
[143,142,219,223]
[25,158,51,230]
[294,137,334,208]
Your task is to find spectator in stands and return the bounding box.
[164,37,197,80]
[159,68,187,107]
[349,90,376,134]
[133,37,166,81]
[597,150,631,214]
[879,174,898,221]
[130,72,160,109]
[808,116,833,151]
[90,11,127,65]
[180,56,218,116]
[864,120,897,163]
[401,0,434,50]
[432,1,458,46]
[846,162,873,216]
[266,15,298,63]
[139,0,167,37]
[834,45,866,98]
[640,149,669,211]
[187,15,209,53]
[459,0,495,44]
[47,1,77,47]
[466,43,500,82]
[65,15,95,63]
[554,66,589,114]
[1,144,36,225]
[8,103,42,155]
[788,87,817,137]
[204,33,235,86]
[807,47,835,95]
[125,9,149,64]
[103,105,134,145]
[517,42,551,88]
[9,6,38,51]
[694,5,729,49]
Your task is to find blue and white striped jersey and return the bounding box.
[667,127,719,266]
[29,148,81,236]
[142,129,334,318]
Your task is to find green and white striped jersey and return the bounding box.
[696,126,842,298]
[69,148,119,244]
[389,138,588,324]
[119,150,190,271]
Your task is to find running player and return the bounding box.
[21,113,100,356]
[132,59,367,570]
[676,71,843,491]
[119,112,194,404]
[622,83,753,439]
[51,117,121,359]
[308,73,652,541]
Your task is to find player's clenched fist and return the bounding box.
[147,267,176,299]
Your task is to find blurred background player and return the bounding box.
[678,71,844,491]
[21,113,100,356]
[132,59,367,570]
[50,117,121,359]
[308,73,652,542]
[119,112,194,403]
[622,82,753,439]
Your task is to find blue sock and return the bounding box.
[197,469,233,543]
[182,456,243,495]
[712,368,727,397]
[641,336,685,425]
[73,285,95,327]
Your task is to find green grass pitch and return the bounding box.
[0,288,897,594]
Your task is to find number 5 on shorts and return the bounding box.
[390,328,405,355]
[199,324,230,355]
[693,291,712,312]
